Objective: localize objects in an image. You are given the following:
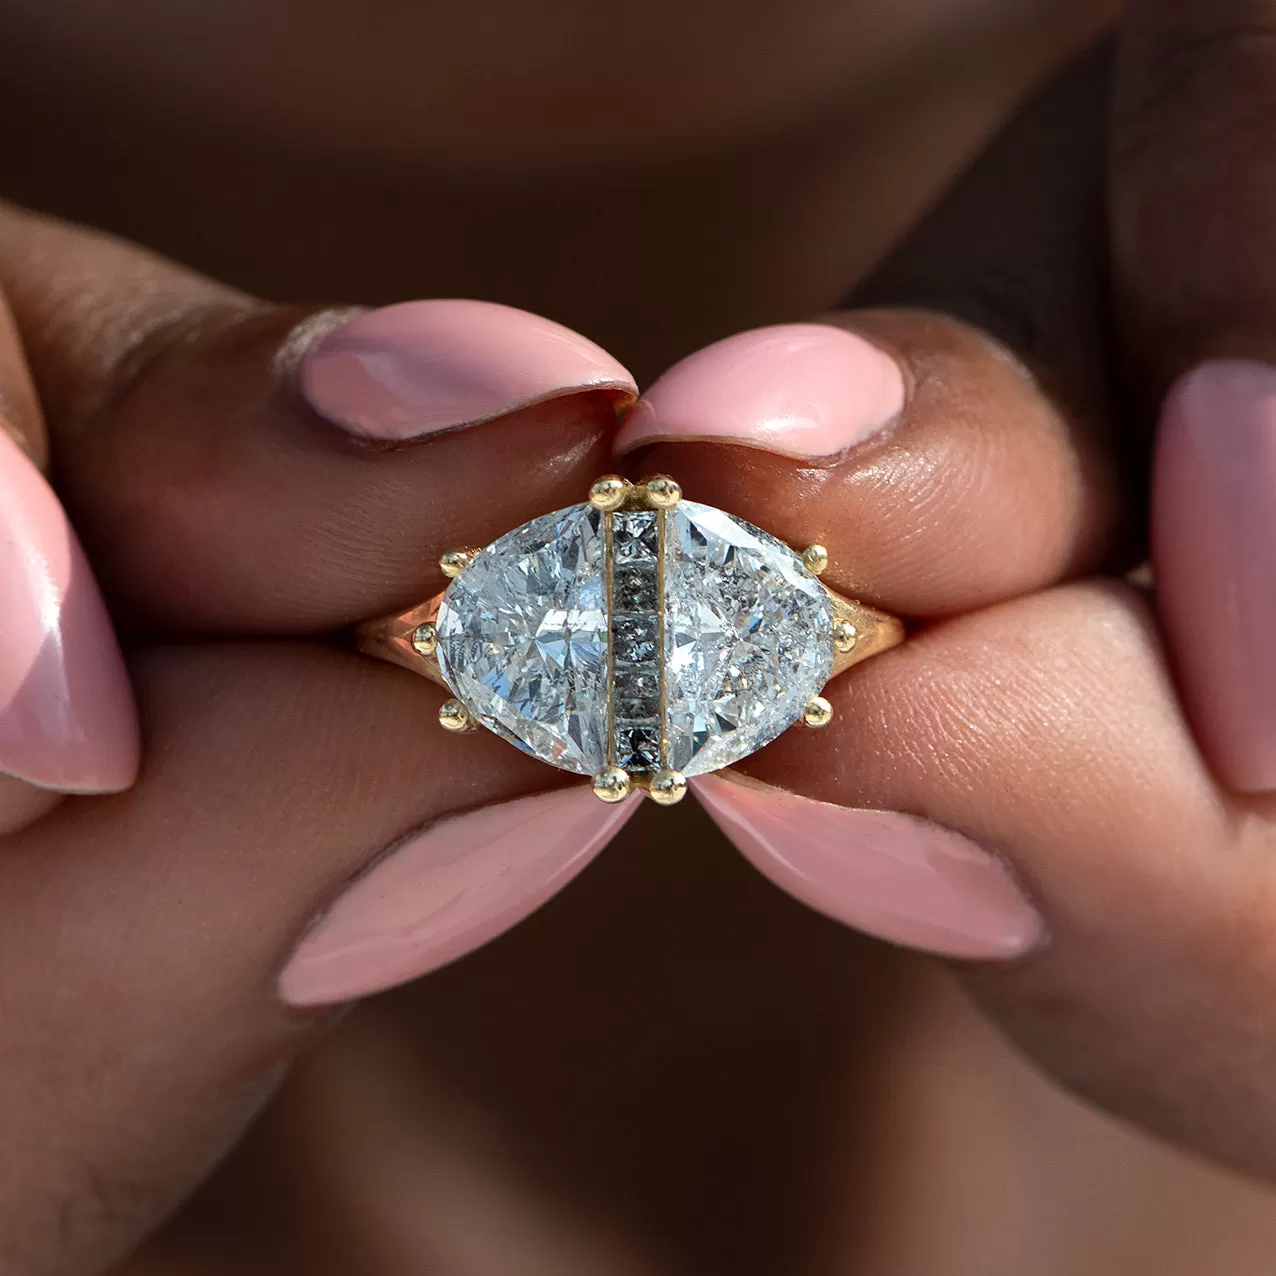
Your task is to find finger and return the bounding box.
[0,272,136,798]
[701,581,1276,1180]
[0,641,637,1270]
[0,203,637,635]
[614,50,1126,618]
[1113,3,1276,793]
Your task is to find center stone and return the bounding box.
[435,499,833,778]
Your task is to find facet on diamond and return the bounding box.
[436,504,610,774]
[663,501,833,775]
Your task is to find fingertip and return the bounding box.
[277,785,641,1006]
[693,771,1044,961]
[1153,358,1276,792]
[613,322,905,460]
[298,299,638,444]
[0,430,139,795]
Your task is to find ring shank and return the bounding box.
[827,590,907,678]
[354,595,448,688]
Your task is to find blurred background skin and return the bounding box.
[12,2,1276,1274]
[1,0,1110,378]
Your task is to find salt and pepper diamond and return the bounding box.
[433,478,837,805]
[608,510,664,775]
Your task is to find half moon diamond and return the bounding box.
[434,497,834,778]
[664,501,833,775]
[435,505,611,774]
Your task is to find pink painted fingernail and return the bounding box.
[693,772,1041,959]
[278,786,640,1005]
[299,299,637,441]
[0,430,139,792]
[1154,360,1276,791]
[614,323,905,459]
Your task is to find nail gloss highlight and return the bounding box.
[0,430,139,792]
[1154,359,1276,791]
[279,786,640,1006]
[300,299,637,441]
[614,323,905,459]
[693,772,1041,959]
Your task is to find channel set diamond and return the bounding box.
[435,498,833,779]
[609,511,663,772]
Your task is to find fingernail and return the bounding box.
[278,786,640,1006]
[1154,360,1276,791]
[613,323,905,459]
[0,430,139,792]
[693,772,1041,959]
[298,299,637,442]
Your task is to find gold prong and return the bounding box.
[440,548,478,578]
[802,695,834,728]
[592,766,632,803]
[589,475,630,511]
[644,476,682,510]
[802,544,829,576]
[832,619,857,654]
[439,698,477,733]
[648,768,688,805]
[411,621,438,657]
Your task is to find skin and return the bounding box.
[3,1,1276,1273]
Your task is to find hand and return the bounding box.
[0,205,646,1269]
[2,3,1273,1269]
[614,1,1276,1190]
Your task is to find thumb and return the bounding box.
[0,202,637,636]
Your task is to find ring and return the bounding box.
[356,475,904,807]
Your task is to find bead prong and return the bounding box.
[593,766,632,803]
[648,768,688,805]
[439,698,478,733]
[802,695,833,728]
[589,475,631,512]
[643,476,682,510]
[802,544,829,575]
[411,621,438,656]
[832,619,857,654]
[441,548,479,578]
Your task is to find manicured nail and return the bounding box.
[0,430,139,792]
[1154,360,1276,791]
[693,772,1041,959]
[614,323,905,459]
[299,299,637,441]
[278,785,640,1006]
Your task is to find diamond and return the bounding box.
[613,511,658,562]
[614,564,658,612]
[615,724,662,771]
[663,501,833,775]
[435,504,610,774]
[614,667,660,720]
[613,613,658,665]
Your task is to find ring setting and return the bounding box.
[357,476,904,806]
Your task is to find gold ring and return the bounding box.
[356,475,904,806]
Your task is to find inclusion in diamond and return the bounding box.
[435,504,610,774]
